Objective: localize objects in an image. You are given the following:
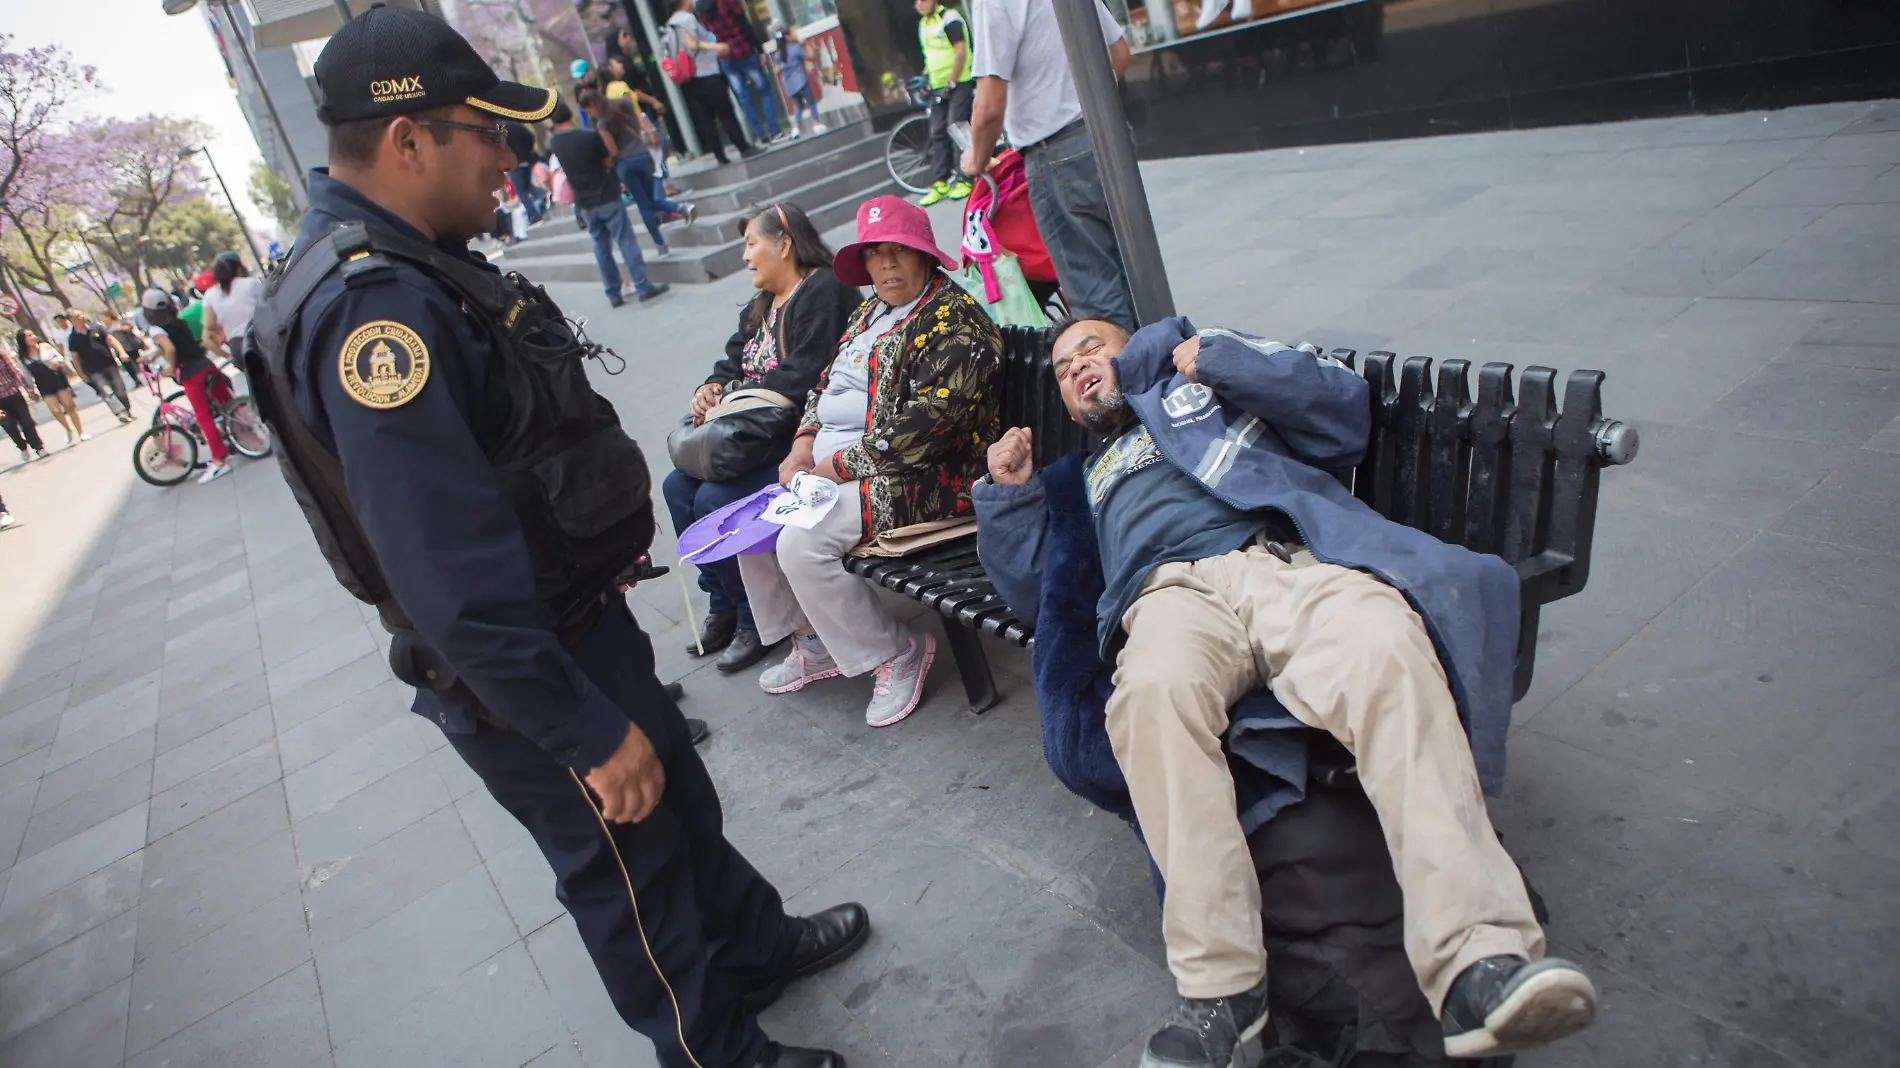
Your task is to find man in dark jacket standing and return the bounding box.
[972,316,1599,1068]
[65,308,133,423]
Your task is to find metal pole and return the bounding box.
[218,0,309,207]
[624,0,701,157]
[1046,0,1173,324]
[196,148,265,265]
[332,0,353,22]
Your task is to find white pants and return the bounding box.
[737,480,912,676]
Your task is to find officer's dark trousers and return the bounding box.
[446,600,800,1068]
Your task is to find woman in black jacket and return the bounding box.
[665,202,860,672]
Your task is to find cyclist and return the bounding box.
[915,0,974,206]
[142,288,233,484]
[201,251,263,362]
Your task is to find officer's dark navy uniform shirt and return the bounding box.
[288,169,630,772]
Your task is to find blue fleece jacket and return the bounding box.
[973,317,1521,794]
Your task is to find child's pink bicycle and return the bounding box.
[131,361,272,486]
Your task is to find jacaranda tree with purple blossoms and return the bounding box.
[0,33,99,322]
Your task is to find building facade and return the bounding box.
[1112,0,1900,158]
[202,0,330,208]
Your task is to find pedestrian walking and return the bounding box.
[143,288,233,484]
[609,27,692,168]
[100,309,153,379]
[586,87,693,256]
[549,98,673,306]
[963,0,1137,329]
[696,0,781,144]
[0,490,15,530]
[504,121,547,226]
[250,13,865,1066]
[15,330,85,444]
[668,0,755,164]
[64,308,134,422]
[200,251,264,362]
[0,341,49,462]
[915,0,975,206]
[772,27,824,138]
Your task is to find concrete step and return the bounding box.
[497,175,898,287]
[668,117,877,194]
[679,134,889,216]
[510,154,895,259]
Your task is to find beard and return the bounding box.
[1076,385,1131,435]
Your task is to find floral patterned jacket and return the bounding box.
[798,272,1005,541]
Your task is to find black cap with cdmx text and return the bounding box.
[313,3,556,125]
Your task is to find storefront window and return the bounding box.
[1122,0,1365,50]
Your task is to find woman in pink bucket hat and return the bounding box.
[737,194,1005,729]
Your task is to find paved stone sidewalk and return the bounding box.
[0,98,1895,1068]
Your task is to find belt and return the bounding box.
[1250,516,1306,564]
[1019,119,1086,155]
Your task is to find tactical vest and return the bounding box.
[245,220,654,644]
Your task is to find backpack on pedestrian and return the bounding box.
[661,27,696,84]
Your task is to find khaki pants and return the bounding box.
[737,480,914,676]
[1108,543,1544,1007]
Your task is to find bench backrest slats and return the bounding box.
[999,326,1089,469]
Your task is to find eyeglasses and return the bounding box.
[413,118,509,147]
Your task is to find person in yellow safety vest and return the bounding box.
[916,0,976,206]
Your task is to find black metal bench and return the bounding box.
[843,325,1640,713]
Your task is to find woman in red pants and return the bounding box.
[141,288,232,484]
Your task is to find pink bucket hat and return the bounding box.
[832,195,958,286]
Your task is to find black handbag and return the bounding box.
[666,387,799,482]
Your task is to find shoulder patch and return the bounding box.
[337,320,431,409]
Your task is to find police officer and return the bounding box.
[247,9,866,1068]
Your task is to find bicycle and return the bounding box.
[131,361,272,487]
[885,76,978,195]
[148,358,247,429]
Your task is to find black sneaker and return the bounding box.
[637,283,671,302]
[1141,977,1269,1068]
[1441,955,1598,1058]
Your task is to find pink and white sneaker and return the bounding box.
[759,633,842,694]
[864,635,935,728]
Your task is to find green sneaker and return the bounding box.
[918,181,951,206]
[946,179,973,201]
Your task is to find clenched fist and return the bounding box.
[988,427,1034,486]
[1172,335,1201,383]
[689,382,724,425]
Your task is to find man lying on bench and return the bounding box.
[970,316,1599,1068]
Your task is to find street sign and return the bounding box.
[106,282,124,299]
[0,294,19,317]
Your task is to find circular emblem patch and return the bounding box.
[337,320,430,410]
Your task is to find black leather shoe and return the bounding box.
[688,611,737,656]
[716,628,777,674]
[745,903,870,1013]
[686,717,710,746]
[751,1043,843,1068]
